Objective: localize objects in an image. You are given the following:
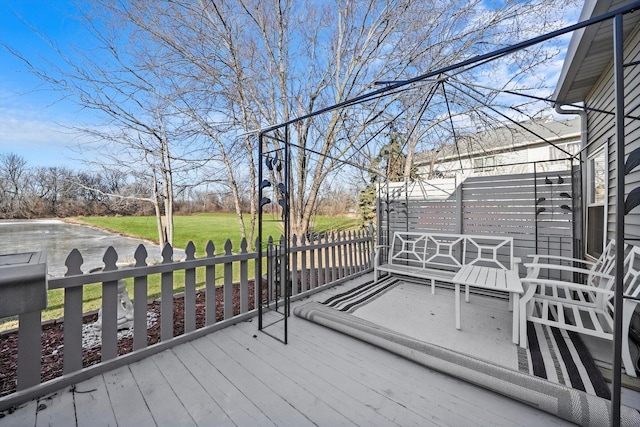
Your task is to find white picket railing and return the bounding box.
[0,227,373,406]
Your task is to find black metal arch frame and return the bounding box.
[257,3,640,424]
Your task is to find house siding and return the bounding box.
[584,22,640,243]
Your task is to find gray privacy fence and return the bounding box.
[378,170,575,270]
[0,229,373,407]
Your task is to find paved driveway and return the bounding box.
[0,220,185,277]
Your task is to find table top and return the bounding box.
[452,264,523,293]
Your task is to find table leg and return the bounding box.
[465,284,470,303]
[455,283,461,330]
[512,293,519,344]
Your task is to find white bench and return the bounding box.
[374,232,519,294]
[519,242,640,377]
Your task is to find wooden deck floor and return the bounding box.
[2,277,575,426]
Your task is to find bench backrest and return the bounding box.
[388,232,515,272]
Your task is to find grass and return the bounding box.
[75,213,363,253]
[0,213,362,332]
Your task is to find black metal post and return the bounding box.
[258,132,264,331]
[612,12,625,427]
[284,125,290,344]
[534,164,539,254]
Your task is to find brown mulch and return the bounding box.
[0,282,262,398]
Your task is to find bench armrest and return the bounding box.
[374,244,390,265]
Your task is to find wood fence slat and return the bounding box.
[205,241,216,326]
[309,236,316,289]
[160,244,174,342]
[184,242,197,334]
[62,249,84,374]
[301,234,308,292]
[133,245,148,351]
[240,238,249,314]
[63,286,83,373]
[16,310,41,390]
[223,240,233,320]
[101,246,119,361]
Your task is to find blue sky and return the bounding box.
[0,0,90,169]
[1,1,582,171]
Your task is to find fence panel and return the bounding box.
[380,171,574,268]
[1,229,373,403]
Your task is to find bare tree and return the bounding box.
[0,153,29,218]
[2,4,216,245]
[3,0,578,239]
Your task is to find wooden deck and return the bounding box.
[2,277,575,426]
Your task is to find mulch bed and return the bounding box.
[0,282,262,398]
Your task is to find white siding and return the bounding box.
[585,23,640,243]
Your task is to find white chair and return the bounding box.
[525,240,616,285]
[519,244,640,378]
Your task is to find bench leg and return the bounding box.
[431,279,435,295]
[465,285,470,303]
[455,283,461,330]
[512,293,519,344]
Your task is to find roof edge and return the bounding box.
[553,0,614,104]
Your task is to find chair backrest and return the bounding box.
[588,239,617,289]
[623,245,640,299]
[602,245,640,326]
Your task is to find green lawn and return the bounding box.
[75,213,362,254]
[0,213,362,332]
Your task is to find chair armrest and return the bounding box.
[527,253,596,268]
[519,278,540,305]
[520,277,615,296]
[524,262,611,279]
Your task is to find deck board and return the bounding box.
[73,373,117,426]
[260,311,538,427]
[129,356,197,427]
[0,398,38,427]
[171,342,274,426]
[34,386,76,427]
[226,322,410,425]
[150,349,233,426]
[230,316,434,426]
[103,365,157,426]
[1,276,576,426]
[191,335,315,426]
[213,328,357,426]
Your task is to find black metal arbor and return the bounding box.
[256,3,640,424]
